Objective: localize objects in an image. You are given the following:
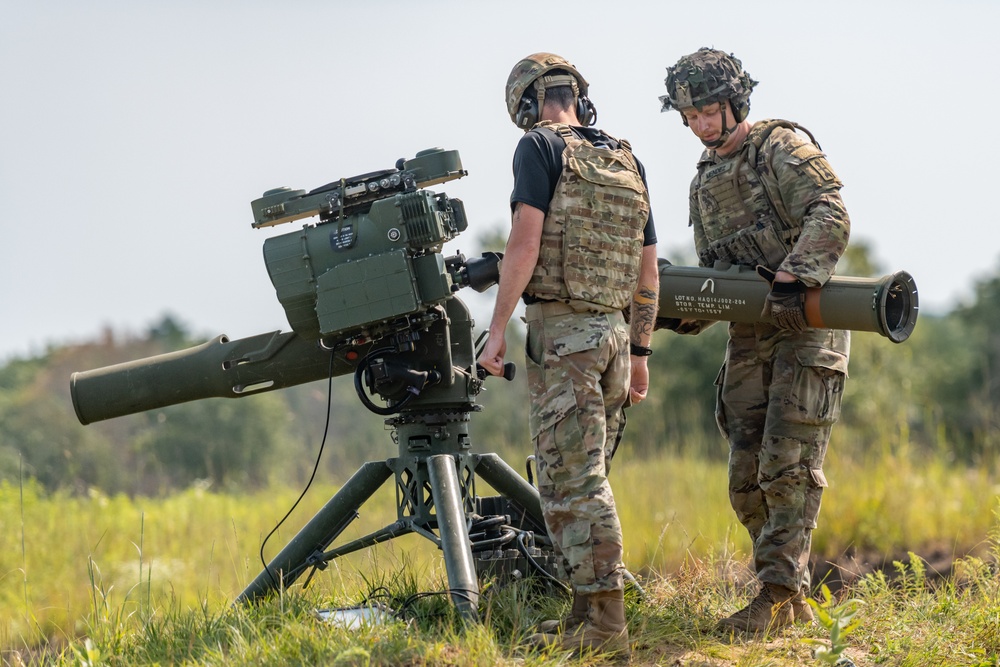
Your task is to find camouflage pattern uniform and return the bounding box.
[525,302,631,593]
[691,122,850,593]
[522,123,650,594]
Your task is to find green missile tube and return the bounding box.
[657,261,919,343]
[70,331,365,425]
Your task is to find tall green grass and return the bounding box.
[1,448,997,660]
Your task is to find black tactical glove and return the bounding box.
[762,280,809,332]
[655,317,705,335]
[654,316,681,331]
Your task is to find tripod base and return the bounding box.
[237,451,552,622]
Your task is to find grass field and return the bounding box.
[1,447,998,665]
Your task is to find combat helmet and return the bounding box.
[505,52,596,130]
[660,48,758,124]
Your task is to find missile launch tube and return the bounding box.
[70,331,364,425]
[70,263,918,426]
[658,262,918,343]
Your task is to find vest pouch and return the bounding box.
[709,223,791,271]
[528,128,649,310]
[563,221,641,310]
[562,145,648,310]
[566,144,647,194]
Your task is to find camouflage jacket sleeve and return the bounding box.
[761,127,850,287]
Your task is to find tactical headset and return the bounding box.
[515,73,597,130]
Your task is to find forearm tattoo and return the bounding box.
[630,284,658,344]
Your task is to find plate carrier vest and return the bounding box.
[525,122,650,311]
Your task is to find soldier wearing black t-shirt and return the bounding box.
[510,126,658,254]
[478,53,658,657]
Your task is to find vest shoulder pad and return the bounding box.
[747,119,822,166]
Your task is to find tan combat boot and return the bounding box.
[715,583,796,636]
[537,589,588,634]
[792,590,814,623]
[528,588,630,656]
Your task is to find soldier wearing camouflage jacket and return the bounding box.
[479,53,659,656]
[660,47,850,636]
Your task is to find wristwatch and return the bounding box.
[629,343,652,357]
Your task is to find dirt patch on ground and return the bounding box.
[701,541,997,597]
[810,542,996,593]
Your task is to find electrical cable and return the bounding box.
[466,511,569,591]
[514,532,570,591]
[393,588,480,622]
[258,345,339,589]
[353,346,416,415]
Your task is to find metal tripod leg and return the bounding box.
[237,460,393,604]
[427,454,479,621]
[237,450,543,622]
[474,453,545,529]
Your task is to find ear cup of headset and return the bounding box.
[516,95,539,129]
[731,97,750,122]
[576,96,597,126]
[517,91,596,129]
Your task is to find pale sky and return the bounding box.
[2,1,997,361]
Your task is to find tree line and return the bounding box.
[1,244,997,496]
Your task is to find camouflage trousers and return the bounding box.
[716,322,849,592]
[524,301,630,594]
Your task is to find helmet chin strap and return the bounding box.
[701,103,733,149]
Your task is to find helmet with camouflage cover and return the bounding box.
[505,52,596,130]
[660,48,758,124]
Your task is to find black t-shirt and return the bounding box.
[510,125,657,246]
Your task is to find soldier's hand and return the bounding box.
[654,316,681,331]
[655,317,702,335]
[629,356,649,404]
[762,281,808,332]
[477,330,507,376]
